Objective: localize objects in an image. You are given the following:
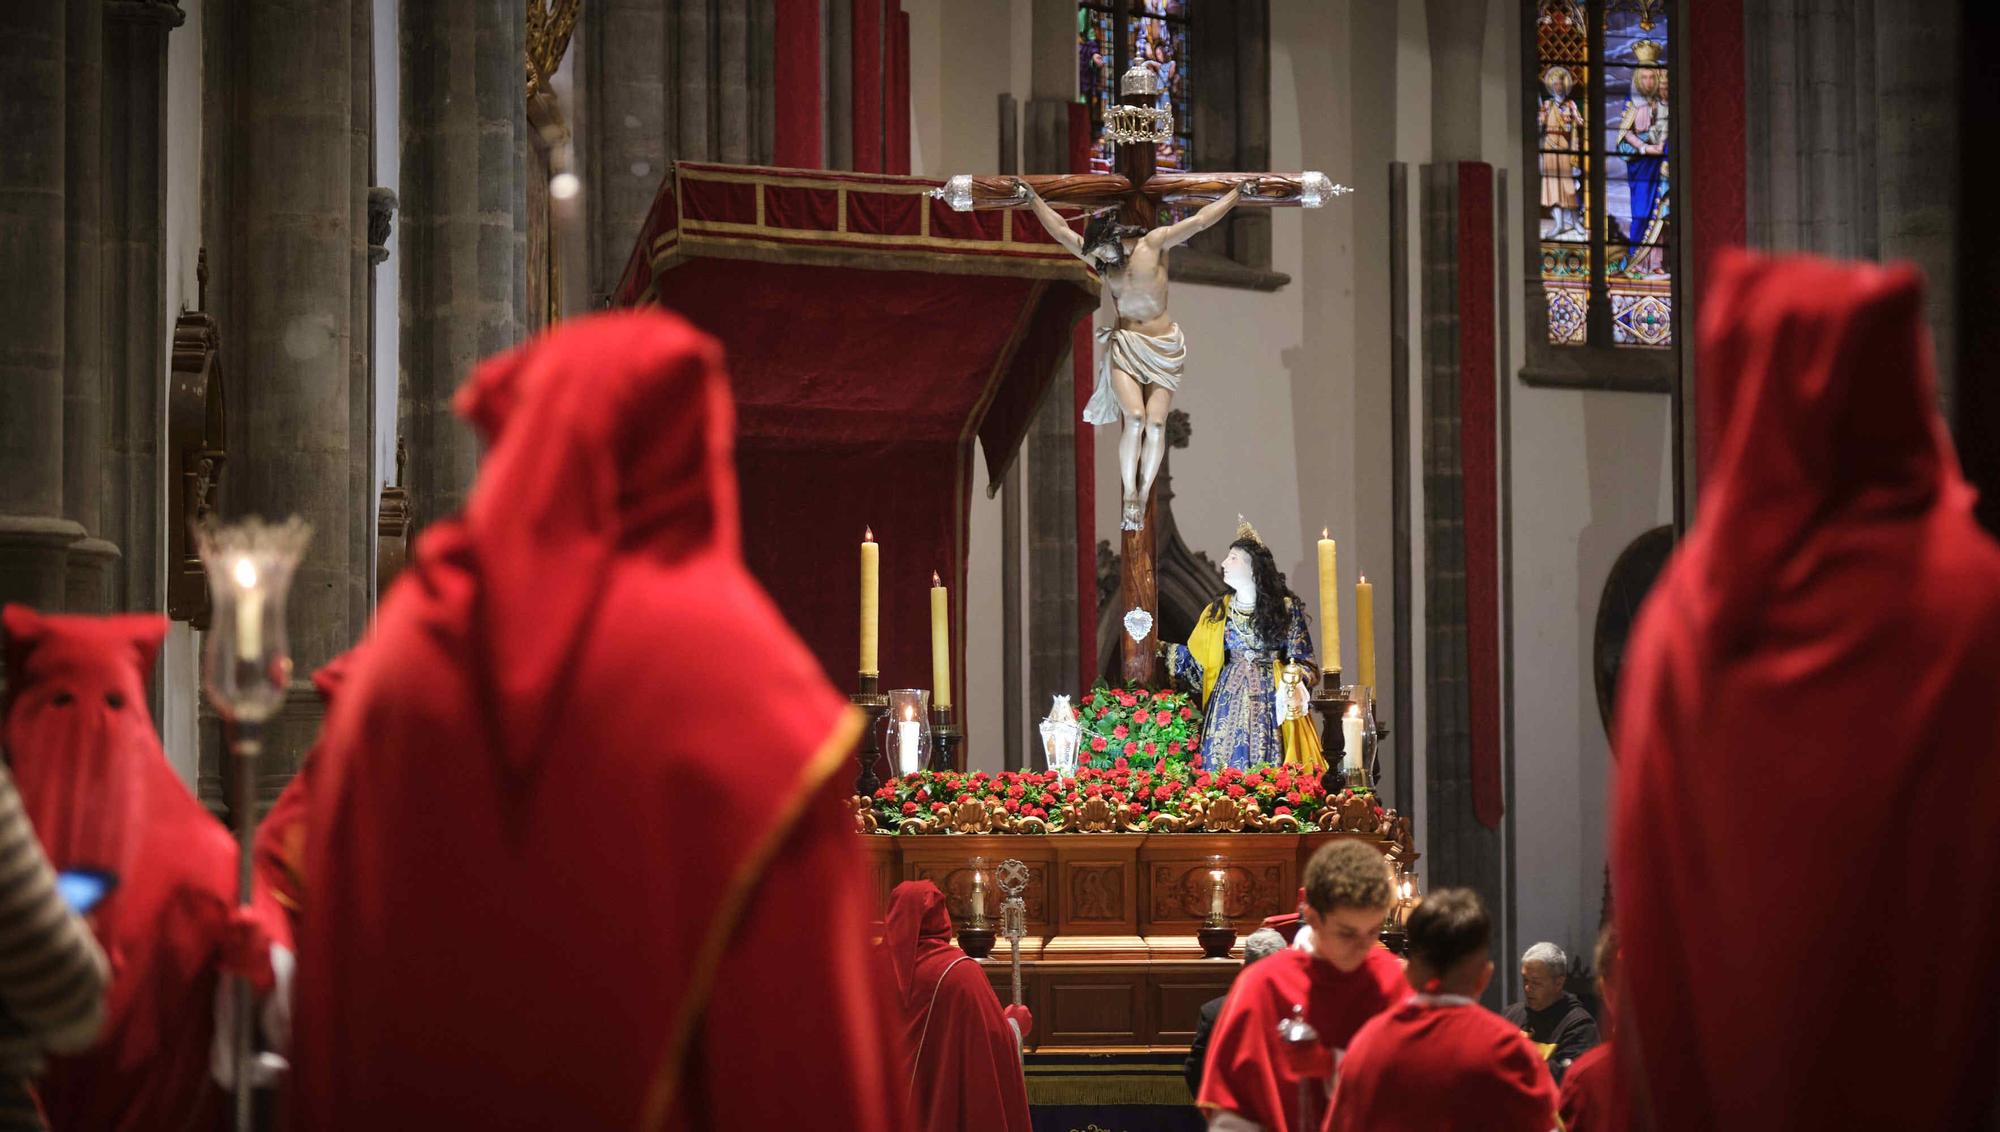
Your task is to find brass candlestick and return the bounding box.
[1312,668,1353,797]
[851,672,888,797]
[929,703,963,773]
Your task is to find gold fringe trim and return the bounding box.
[1025,1071,1195,1108]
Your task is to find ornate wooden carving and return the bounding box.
[167,249,225,628]
[1068,866,1126,922]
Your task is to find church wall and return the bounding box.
[161,0,207,787]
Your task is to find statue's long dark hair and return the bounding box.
[1209,538,1300,654]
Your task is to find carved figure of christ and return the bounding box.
[1020,182,1249,530]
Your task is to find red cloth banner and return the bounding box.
[1688,0,1746,479]
[615,164,1098,732]
[852,0,885,173]
[1456,163,1502,830]
[774,0,822,168]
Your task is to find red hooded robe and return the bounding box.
[1612,252,2000,1130]
[1325,994,1559,1132]
[252,651,355,937]
[289,310,904,1130]
[0,608,287,1132]
[881,880,1032,1132]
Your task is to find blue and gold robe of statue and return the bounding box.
[1166,598,1324,772]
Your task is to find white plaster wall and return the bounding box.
[904,0,1020,771]
[375,0,400,582]
[1490,0,1675,963]
[161,0,206,787]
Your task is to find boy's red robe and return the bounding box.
[1555,1042,1615,1132]
[881,881,1032,1132]
[0,607,287,1132]
[289,310,906,1130]
[1612,252,2000,1130]
[1325,995,1558,1132]
[1196,946,1404,1132]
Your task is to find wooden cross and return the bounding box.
[935,63,1349,686]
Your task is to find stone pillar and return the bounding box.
[1426,0,1489,163]
[101,0,184,622]
[0,7,81,613]
[241,0,355,784]
[401,0,526,533]
[65,0,118,613]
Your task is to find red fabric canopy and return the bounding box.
[616,163,1098,728]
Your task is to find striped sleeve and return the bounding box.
[0,765,106,1055]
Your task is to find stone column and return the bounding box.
[0,7,81,613]
[101,0,184,622]
[349,0,374,618]
[65,0,118,613]
[241,0,355,784]
[401,0,526,533]
[583,0,777,304]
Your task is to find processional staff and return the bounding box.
[997,857,1030,1056]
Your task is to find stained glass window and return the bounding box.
[1079,1,1192,176]
[1532,0,1674,351]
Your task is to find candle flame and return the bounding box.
[1359,572,1367,583]
[931,570,941,587]
[1345,704,1361,719]
[1322,527,1329,539]
[864,526,875,541]
[231,557,259,589]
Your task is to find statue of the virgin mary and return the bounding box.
[1165,519,1325,772]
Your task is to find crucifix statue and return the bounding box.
[935,60,1349,685]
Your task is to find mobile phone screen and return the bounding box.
[56,869,117,916]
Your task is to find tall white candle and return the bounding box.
[971,870,986,919]
[1210,870,1227,917]
[897,718,922,776]
[232,557,264,658]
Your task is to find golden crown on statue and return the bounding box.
[1631,38,1663,65]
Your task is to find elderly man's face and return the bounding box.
[1521,960,1565,1011]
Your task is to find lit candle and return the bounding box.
[232,557,263,658]
[896,707,922,776]
[1316,531,1339,673]
[1210,869,1227,917]
[859,529,880,675]
[971,868,986,918]
[930,571,951,709]
[1341,704,1365,774]
[1356,574,1376,689]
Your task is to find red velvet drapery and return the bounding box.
[615,164,1098,743]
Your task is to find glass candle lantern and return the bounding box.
[1039,696,1081,777]
[196,517,312,723]
[1205,854,1230,927]
[883,689,932,778]
[967,856,991,929]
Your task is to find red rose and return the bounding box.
[1113,724,1130,739]
[1135,786,1152,801]
[1123,740,1139,756]
[1118,694,1137,707]
[1128,802,1144,814]
[957,793,973,804]
[1143,741,1157,755]
[1028,806,1045,819]
[1195,772,1212,788]
[932,802,949,813]
[1090,736,1108,753]
[1114,756,1129,770]
[1153,759,1167,775]
[915,788,930,802]
[1095,707,1110,719]
[1131,709,1150,725]
[901,801,918,815]
[1167,740,1182,754]
[1005,799,1021,813]
[1179,706,1193,720]
[1275,805,1292,816]
[1226,783,1247,797]
[1286,790,1303,804]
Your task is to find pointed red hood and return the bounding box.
[449,310,738,774]
[1612,252,2000,1131]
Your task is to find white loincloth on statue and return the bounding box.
[1082,323,1186,425]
